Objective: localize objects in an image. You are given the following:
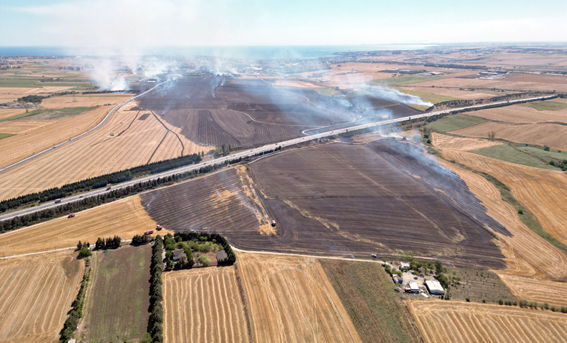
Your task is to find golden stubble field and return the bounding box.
[0,101,209,201]
[41,94,134,109]
[236,252,362,343]
[0,250,84,343]
[0,196,170,257]
[409,301,567,343]
[163,267,250,343]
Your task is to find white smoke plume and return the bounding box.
[366,87,433,107]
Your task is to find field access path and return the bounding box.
[0,94,554,222]
[0,81,168,174]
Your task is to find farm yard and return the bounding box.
[237,252,362,343]
[163,267,250,343]
[0,250,84,343]
[408,301,567,343]
[0,196,167,257]
[78,245,152,342]
[321,259,421,343]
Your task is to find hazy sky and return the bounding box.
[1,0,566,48]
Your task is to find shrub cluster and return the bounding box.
[132,234,153,245]
[147,236,164,343]
[173,232,235,266]
[59,266,91,342]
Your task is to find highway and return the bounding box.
[0,94,555,222]
[0,81,168,174]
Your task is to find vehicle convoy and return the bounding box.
[144,230,154,235]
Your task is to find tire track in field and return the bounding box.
[151,110,185,156]
[116,111,140,137]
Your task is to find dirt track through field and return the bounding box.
[0,196,170,256]
[409,301,567,343]
[0,250,84,343]
[237,252,362,343]
[163,267,250,343]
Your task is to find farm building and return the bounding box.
[216,250,228,262]
[172,249,187,261]
[407,282,419,293]
[399,262,411,271]
[392,275,402,284]
[425,280,445,295]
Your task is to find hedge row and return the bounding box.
[147,236,164,343]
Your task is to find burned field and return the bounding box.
[136,77,420,148]
[142,140,506,269]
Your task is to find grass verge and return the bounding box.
[519,101,567,111]
[0,133,14,140]
[0,106,97,122]
[320,259,421,343]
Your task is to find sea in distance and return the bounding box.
[0,44,434,59]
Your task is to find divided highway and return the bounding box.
[0,94,555,222]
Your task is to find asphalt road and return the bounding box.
[0,94,554,222]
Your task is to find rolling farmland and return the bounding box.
[409,301,567,343]
[0,250,84,343]
[80,245,151,342]
[0,196,168,256]
[459,104,567,124]
[163,267,250,343]
[237,252,362,343]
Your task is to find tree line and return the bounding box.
[59,264,91,342]
[143,236,164,343]
[172,231,236,266]
[0,153,202,213]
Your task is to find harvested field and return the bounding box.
[399,86,501,100]
[163,267,249,343]
[0,196,169,256]
[408,301,567,343]
[321,259,421,343]
[498,274,567,308]
[0,108,26,120]
[0,86,75,102]
[237,252,362,343]
[443,150,567,254]
[462,104,567,124]
[505,73,567,85]
[80,245,151,342]
[0,102,207,200]
[451,121,567,151]
[0,120,45,134]
[144,141,507,268]
[41,94,134,108]
[431,132,502,151]
[0,105,110,169]
[0,250,84,343]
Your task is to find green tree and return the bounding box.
[78,246,92,259]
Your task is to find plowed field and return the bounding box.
[0,196,169,256]
[0,250,84,343]
[409,301,567,343]
[163,267,250,343]
[237,252,362,343]
[498,274,567,308]
[0,102,207,200]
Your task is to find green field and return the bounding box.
[321,260,421,343]
[517,145,567,161]
[371,75,442,86]
[0,77,93,88]
[0,106,96,122]
[471,144,558,170]
[0,133,14,140]
[426,114,486,133]
[82,245,151,343]
[398,88,460,104]
[519,101,567,111]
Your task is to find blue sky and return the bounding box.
[0,0,566,47]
